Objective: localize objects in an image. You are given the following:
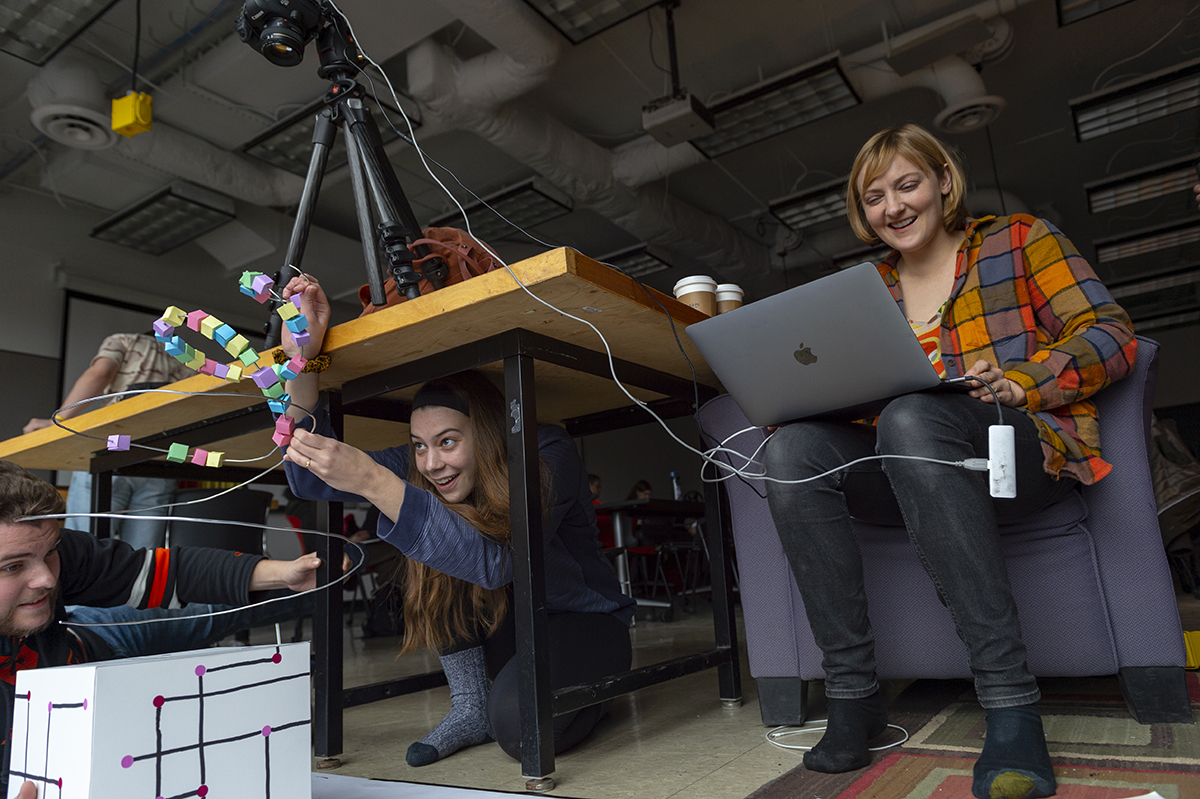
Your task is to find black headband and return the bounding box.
[411,387,470,418]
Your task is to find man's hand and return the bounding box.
[17,779,37,798]
[23,418,52,435]
[249,551,354,593]
[963,359,1026,407]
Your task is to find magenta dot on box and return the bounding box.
[83,699,87,710]
[195,665,206,676]
[47,701,52,713]
[58,779,62,789]
[121,755,134,769]
[198,786,208,798]
[262,725,272,737]
[272,652,282,664]
[153,695,165,708]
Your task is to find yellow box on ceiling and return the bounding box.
[111,91,153,137]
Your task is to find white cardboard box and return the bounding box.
[7,642,311,799]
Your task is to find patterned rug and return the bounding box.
[747,675,1200,799]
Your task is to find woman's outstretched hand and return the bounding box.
[280,274,332,360]
[963,359,1026,407]
[283,428,406,522]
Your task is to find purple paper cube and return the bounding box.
[251,274,274,294]
[106,434,130,452]
[292,330,310,346]
[252,368,279,390]
[212,363,229,380]
[153,319,174,339]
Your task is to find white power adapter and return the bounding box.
[988,425,1016,498]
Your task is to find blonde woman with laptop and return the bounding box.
[764,124,1136,799]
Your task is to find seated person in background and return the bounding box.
[588,474,602,501]
[763,124,1135,799]
[626,480,675,545]
[23,331,193,549]
[278,275,635,767]
[627,480,652,501]
[0,460,322,798]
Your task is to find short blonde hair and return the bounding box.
[845,124,970,245]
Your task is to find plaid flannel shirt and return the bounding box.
[877,214,1137,485]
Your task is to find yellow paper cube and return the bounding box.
[112,92,153,137]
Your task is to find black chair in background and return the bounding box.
[166,487,273,644]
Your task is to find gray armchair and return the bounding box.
[696,336,1190,725]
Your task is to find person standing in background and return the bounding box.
[23,332,192,548]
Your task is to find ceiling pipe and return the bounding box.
[411,0,768,276]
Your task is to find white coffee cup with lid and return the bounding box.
[715,283,744,313]
[673,275,718,316]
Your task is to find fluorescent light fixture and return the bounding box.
[242,90,420,177]
[519,0,659,43]
[1057,0,1135,26]
[91,181,235,256]
[691,54,860,158]
[1069,57,1200,142]
[770,177,848,231]
[0,0,119,65]
[430,178,572,243]
[1085,154,1199,213]
[599,244,672,278]
[832,244,892,272]
[1094,219,1200,264]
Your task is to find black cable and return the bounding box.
[131,0,142,94]
[646,8,672,77]
[942,375,1004,427]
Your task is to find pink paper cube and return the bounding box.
[186,310,209,332]
[191,448,209,466]
[275,416,295,436]
[198,360,217,376]
[272,430,292,448]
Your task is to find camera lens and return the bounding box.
[259,18,306,67]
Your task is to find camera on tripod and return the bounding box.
[236,0,328,67]
[235,0,447,346]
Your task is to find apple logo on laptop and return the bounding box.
[794,343,818,365]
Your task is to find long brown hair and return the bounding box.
[399,371,544,654]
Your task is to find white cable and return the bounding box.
[14,513,366,627]
[323,3,1004,488]
[766,721,909,752]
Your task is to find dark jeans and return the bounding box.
[445,605,632,758]
[763,392,1076,708]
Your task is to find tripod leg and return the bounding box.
[344,132,387,307]
[265,110,335,348]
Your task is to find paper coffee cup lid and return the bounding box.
[673,275,717,294]
[716,283,743,294]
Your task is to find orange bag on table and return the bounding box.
[357,226,498,316]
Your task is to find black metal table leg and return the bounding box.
[504,351,555,790]
[89,467,112,539]
[704,479,742,706]
[314,391,345,763]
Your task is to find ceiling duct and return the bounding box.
[26,57,117,151]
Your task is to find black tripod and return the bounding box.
[263,17,447,347]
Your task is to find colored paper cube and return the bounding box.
[251,274,274,294]
[284,315,308,334]
[224,364,243,382]
[163,337,185,358]
[238,348,260,368]
[261,382,285,399]
[166,442,189,463]
[291,330,310,346]
[252,368,279,390]
[225,334,249,357]
[106,434,130,452]
[212,363,229,380]
[198,360,217,376]
[152,319,173,340]
[191,448,209,466]
[276,302,299,321]
[185,354,206,372]
[213,324,237,347]
[161,306,186,326]
[200,315,224,339]
[267,394,291,414]
[186,310,209,332]
[279,356,306,381]
[239,270,262,289]
[275,416,295,437]
[291,294,302,310]
[205,450,225,468]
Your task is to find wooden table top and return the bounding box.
[0,249,721,471]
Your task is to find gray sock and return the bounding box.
[407,645,491,766]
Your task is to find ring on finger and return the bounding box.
[305,458,312,468]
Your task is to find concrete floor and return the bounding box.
[271,603,801,799]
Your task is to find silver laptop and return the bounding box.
[686,262,950,427]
